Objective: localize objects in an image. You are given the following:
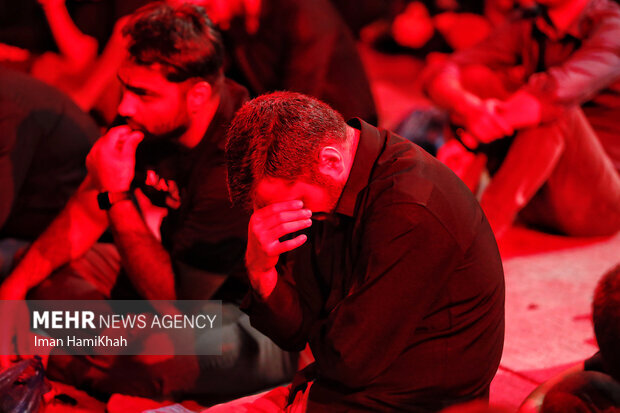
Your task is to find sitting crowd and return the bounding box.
[0,0,618,411]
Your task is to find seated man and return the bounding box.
[424,0,620,238]
[173,0,378,124]
[0,2,295,402]
[0,67,99,275]
[540,264,620,412]
[221,92,505,411]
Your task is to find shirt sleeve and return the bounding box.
[310,202,463,388]
[241,242,321,352]
[523,12,620,121]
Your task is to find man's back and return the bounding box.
[0,67,98,239]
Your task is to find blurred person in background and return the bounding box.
[0,67,99,276]
[425,0,620,239]
[0,0,150,124]
[171,0,378,124]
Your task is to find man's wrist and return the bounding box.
[501,89,542,129]
[0,276,28,300]
[249,268,278,300]
[97,191,132,210]
[454,93,482,119]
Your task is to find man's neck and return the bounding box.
[178,93,221,149]
[547,0,589,34]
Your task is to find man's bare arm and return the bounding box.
[0,175,108,298]
[426,63,513,142]
[426,63,483,120]
[107,199,176,300]
[85,126,176,300]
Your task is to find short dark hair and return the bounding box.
[592,263,620,381]
[226,91,347,209]
[123,1,224,84]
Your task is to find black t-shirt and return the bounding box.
[0,67,99,240]
[133,79,251,302]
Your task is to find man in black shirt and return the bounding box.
[223,92,505,411]
[0,2,295,401]
[0,67,99,274]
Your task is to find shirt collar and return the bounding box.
[334,118,384,218]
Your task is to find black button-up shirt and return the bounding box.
[243,119,505,411]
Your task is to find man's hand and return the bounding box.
[246,200,312,298]
[86,126,144,192]
[459,98,513,144]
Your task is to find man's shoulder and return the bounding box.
[583,0,620,27]
[364,131,485,249]
[0,67,71,112]
[371,132,473,206]
[0,67,98,147]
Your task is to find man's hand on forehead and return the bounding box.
[245,200,312,297]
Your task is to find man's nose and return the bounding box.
[118,93,137,118]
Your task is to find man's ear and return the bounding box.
[318,146,345,180]
[187,81,212,113]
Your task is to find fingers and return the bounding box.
[107,125,132,140]
[122,131,145,155]
[261,210,313,232]
[246,200,313,274]
[252,200,312,243]
[270,218,313,242]
[483,99,513,136]
[490,114,513,137]
[471,114,512,143]
[272,234,308,255]
[253,200,312,228]
[254,200,304,217]
[93,126,143,155]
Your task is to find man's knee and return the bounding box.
[26,266,106,300]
